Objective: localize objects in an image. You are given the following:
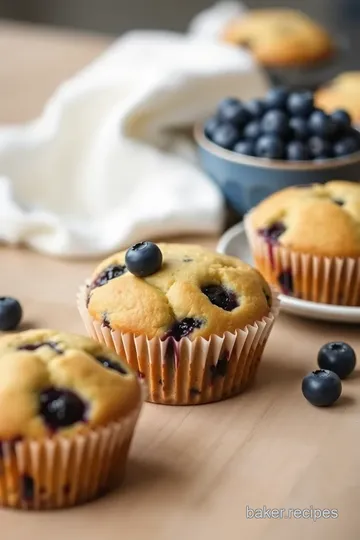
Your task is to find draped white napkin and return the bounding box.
[0,2,268,257]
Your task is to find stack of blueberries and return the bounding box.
[204,88,360,161]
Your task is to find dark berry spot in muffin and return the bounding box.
[189,387,201,396]
[137,370,146,379]
[39,387,87,430]
[91,264,127,290]
[258,222,286,244]
[278,270,294,295]
[263,289,272,308]
[63,484,71,495]
[240,39,253,50]
[183,257,193,262]
[102,313,111,328]
[165,318,203,341]
[201,285,238,311]
[158,379,163,385]
[21,475,35,501]
[18,341,62,354]
[210,354,229,381]
[95,356,128,375]
[332,198,344,206]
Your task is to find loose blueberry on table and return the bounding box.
[125,241,163,278]
[302,369,342,407]
[0,297,22,331]
[317,342,356,380]
[203,87,360,161]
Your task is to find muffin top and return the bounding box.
[316,72,360,123]
[0,329,141,440]
[248,181,360,257]
[221,9,333,67]
[87,243,272,340]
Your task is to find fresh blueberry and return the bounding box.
[217,98,250,126]
[255,135,285,159]
[245,98,265,119]
[243,120,262,140]
[308,110,335,138]
[318,342,356,379]
[39,387,87,430]
[165,318,203,341]
[264,87,290,110]
[331,109,352,131]
[125,241,163,277]
[286,140,310,161]
[91,264,126,289]
[201,285,238,311]
[308,136,333,159]
[210,354,229,381]
[0,297,22,331]
[287,91,314,117]
[95,355,128,375]
[261,110,290,138]
[289,117,309,141]
[333,136,360,157]
[204,117,220,140]
[233,140,254,156]
[302,369,342,407]
[211,124,240,149]
[259,222,286,243]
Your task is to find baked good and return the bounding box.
[0,329,143,509]
[222,9,333,67]
[78,242,279,405]
[245,181,360,305]
[316,72,360,123]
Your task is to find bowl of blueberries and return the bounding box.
[195,87,360,215]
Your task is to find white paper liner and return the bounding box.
[0,399,143,510]
[77,284,279,405]
[244,216,360,306]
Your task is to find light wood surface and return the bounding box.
[1,21,360,540]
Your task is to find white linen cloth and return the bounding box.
[0,2,268,257]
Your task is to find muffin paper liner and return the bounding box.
[244,216,360,306]
[77,284,279,405]
[0,397,143,510]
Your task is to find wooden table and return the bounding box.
[1,21,360,540]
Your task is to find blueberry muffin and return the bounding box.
[0,329,142,509]
[222,9,333,67]
[316,72,360,124]
[78,242,278,405]
[245,181,360,305]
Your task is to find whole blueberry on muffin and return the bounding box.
[0,329,142,510]
[245,181,360,305]
[78,243,278,405]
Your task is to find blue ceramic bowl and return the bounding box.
[195,124,360,215]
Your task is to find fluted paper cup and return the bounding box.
[77,284,279,405]
[245,216,360,306]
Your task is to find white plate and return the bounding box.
[217,222,360,324]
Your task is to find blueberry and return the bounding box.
[278,270,293,295]
[217,98,250,126]
[308,110,335,138]
[255,135,285,159]
[201,285,238,311]
[259,222,286,243]
[287,91,314,117]
[333,136,360,157]
[18,341,62,354]
[286,140,310,161]
[264,87,289,110]
[245,98,265,118]
[308,136,333,159]
[302,369,342,407]
[204,117,220,140]
[233,140,254,156]
[21,475,35,502]
[125,241,163,277]
[91,264,127,289]
[261,110,290,138]
[0,297,22,331]
[210,355,228,381]
[318,342,356,379]
[331,109,352,131]
[165,318,203,341]
[95,355,128,375]
[39,387,87,430]
[211,124,240,149]
[243,120,262,140]
[289,117,309,141]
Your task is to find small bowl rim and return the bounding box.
[194,123,360,172]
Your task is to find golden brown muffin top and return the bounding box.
[222,9,333,67]
[248,181,360,257]
[316,72,360,123]
[0,329,141,440]
[87,243,272,340]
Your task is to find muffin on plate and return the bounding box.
[245,181,360,305]
[316,72,360,124]
[77,242,279,405]
[221,9,333,67]
[0,329,143,510]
